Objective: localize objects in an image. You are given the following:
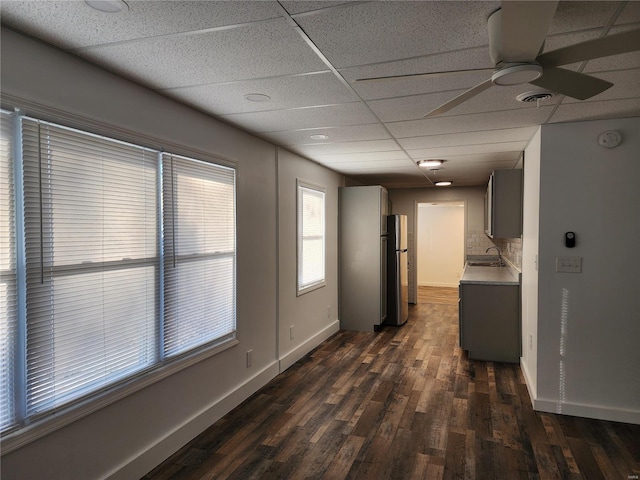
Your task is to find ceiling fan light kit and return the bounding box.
[492,63,543,86]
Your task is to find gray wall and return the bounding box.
[1,28,341,479]
[522,117,640,424]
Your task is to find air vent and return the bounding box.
[516,90,554,103]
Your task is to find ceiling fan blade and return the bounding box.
[537,29,640,68]
[500,1,559,62]
[354,68,494,84]
[530,67,613,100]
[423,79,494,118]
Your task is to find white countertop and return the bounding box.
[460,263,520,285]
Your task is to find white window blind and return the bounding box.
[21,119,158,415]
[162,154,236,358]
[297,182,325,294]
[0,111,17,430]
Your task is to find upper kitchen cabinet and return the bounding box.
[485,169,523,239]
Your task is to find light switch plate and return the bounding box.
[556,256,582,273]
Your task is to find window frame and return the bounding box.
[296,179,326,296]
[0,110,239,454]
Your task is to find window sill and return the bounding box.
[297,281,326,297]
[0,336,238,455]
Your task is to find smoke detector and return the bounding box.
[516,90,554,103]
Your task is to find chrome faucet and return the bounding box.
[485,246,503,266]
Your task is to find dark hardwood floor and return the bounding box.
[143,286,640,479]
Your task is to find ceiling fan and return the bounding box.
[355,1,640,117]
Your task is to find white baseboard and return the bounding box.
[533,398,640,425]
[279,319,340,372]
[106,361,280,480]
[519,358,640,425]
[519,356,537,404]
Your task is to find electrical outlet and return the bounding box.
[290,325,294,340]
[556,256,582,273]
[327,305,331,318]
[246,350,253,368]
[529,334,533,350]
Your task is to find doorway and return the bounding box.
[416,201,465,289]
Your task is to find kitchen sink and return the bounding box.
[466,261,504,267]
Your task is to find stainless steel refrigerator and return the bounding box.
[386,214,408,326]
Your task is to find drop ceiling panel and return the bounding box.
[270,124,391,146]
[549,98,640,124]
[313,151,411,164]
[397,127,537,150]
[0,1,282,48]
[221,103,377,132]
[293,1,499,68]
[616,2,640,24]
[548,2,618,34]
[387,107,555,138]
[407,142,527,160]
[288,139,401,156]
[319,161,417,173]
[162,72,354,115]
[282,2,354,16]
[423,151,522,165]
[76,19,327,88]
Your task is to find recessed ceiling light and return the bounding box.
[309,134,329,140]
[244,93,271,103]
[435,181,452,187]
[85,0,128,13]
[417,159,445,168]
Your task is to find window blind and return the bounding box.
[297,183,325,293]
[0,111,17,430]
[162,154,236,358]
[21,119,159,415]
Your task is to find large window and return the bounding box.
[0,111,236,435]
[0,111,17,431]
[297,180,325,295]
[162,154,236,357]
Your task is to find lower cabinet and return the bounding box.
[459,283,520,363]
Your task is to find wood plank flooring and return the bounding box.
[142,286,640,479]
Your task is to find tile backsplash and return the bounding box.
[466,229,522,270]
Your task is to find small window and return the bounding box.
[297,181,325,295]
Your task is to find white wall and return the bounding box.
[521,128,542,399]
[276,148,341,370]
[0,28,343,479]
[527,117,640,424]
[416,203,464,287]
[388,186,485,302]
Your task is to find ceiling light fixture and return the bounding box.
[309,134,329,140]
[417,159,445,168]
[435,181,452,187]
[244,93,271,103]
[84,0,128,13]
[492,63,543,86]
